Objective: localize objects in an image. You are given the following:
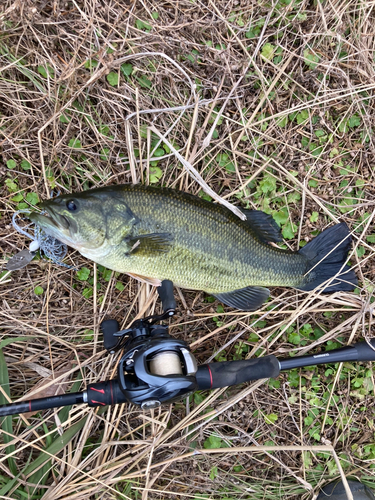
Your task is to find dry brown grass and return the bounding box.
[0,0,374,499]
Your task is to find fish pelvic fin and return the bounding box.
[213,286,270,311]
[125,232,173,256]
[126,273,162,286]
[241,209,283,243]
[297,222,358,292]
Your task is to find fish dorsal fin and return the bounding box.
[125,232,173,256]
[241,209,283,243]
[213,286,270,311]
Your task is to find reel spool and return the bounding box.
[149,351,183,376]
[117,331,197,409]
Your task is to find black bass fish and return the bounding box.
[28,184,357,310]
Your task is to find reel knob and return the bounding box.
[101,319,120,353]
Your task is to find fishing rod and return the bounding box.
[1,281,374,417]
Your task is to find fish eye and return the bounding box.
[66,200,78,212]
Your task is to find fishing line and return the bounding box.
[149,351,183,376]
[11,209,72,268]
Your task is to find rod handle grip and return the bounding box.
[196,355,280,390]
[354,340,375,362]
[86,380,127,407]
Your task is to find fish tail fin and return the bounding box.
[297,222,358,292]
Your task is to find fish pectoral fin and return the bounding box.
[126,273,162,286]
[125,232,173,256]
[213,286,270,311]
[241,209,283,243]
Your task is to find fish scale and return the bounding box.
[28,184,357,311]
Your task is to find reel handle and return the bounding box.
[101,280,177,354]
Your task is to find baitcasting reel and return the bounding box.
[99,280,198,409]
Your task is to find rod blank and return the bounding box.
[279,340,375,371]
[0,392,85,418]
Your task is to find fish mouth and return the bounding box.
[29,207,68,231]
[28,205,75,244]
[43,205,71,230]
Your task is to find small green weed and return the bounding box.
[37,64,55,78]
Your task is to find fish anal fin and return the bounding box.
[241,209,283,243]
[213,286,270,311]
[126,272,162,286]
